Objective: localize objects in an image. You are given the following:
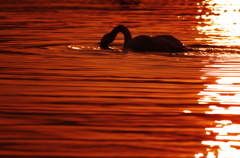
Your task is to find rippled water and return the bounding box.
[1,0,240,158]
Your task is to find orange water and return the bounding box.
[1,0,240,158]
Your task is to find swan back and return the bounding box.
[125,35,187,52]
[153,35,187,52]
[125,35,157,52]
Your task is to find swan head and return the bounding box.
[99,33,115,49]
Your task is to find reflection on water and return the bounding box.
[2,0,240,157]
[195,55,240,158]
[199,56,240,105]
[193,1,240,155]
[195,0,240,45]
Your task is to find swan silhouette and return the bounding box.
[100,25,187,52]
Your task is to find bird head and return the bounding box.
[99,33,115,49]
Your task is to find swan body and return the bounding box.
[100,25,187,52]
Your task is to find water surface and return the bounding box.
[1,0,240,158]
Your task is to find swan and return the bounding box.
[99,25,187,52]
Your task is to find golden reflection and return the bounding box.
[195,0,240,45]
[189,54,240,158]
[68,45,101,50]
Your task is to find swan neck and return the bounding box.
[111,25,132,47]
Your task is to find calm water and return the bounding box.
[1,0,240,158]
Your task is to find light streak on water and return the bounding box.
[195,0,240,45]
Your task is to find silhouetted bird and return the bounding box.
[100,25,187,52]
